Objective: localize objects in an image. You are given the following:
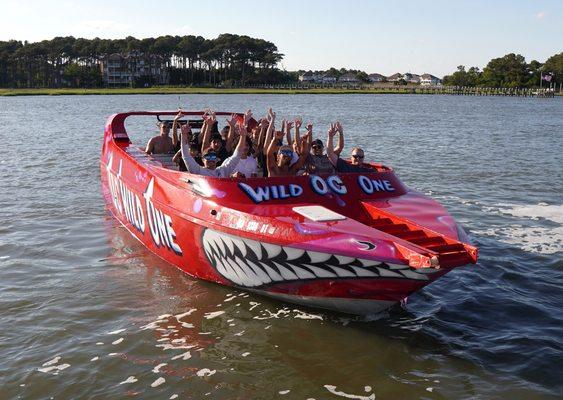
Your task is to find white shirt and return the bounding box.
[234,156,258,177]
[180,140,241,178]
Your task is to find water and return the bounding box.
[0,94,561,399]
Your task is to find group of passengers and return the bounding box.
[144,108,373,178]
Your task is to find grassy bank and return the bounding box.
[1,87,559,97]
[0,87,424,96]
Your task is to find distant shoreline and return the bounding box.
[0,87,559,97]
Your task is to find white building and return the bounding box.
[420,74,442,86]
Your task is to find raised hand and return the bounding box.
[286,120,294,131]
[328,123,337,137]
[174,109,184,120]
[294,116,302,129]
[226,113,237,127]
[306,123,313,134]
[268,108,276,121]
[180,123,191,144]
[335,121,343,133]
[244,109,253,125]
[274,130,285,140]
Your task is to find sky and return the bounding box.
[1,0,561,77]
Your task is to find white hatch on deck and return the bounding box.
[292,206,346,222]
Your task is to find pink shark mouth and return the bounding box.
[201,229,437,288]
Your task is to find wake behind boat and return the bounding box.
[100,110,478,314]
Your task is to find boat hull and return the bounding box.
[100,111,477,315]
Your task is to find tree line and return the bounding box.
[442,52,563,88]
[0,34,288,88]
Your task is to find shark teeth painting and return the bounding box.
[202,229,434,288]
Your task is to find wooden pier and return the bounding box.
[247,83,557,97]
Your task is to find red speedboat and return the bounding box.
[100,111,478,314]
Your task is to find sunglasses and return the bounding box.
[352,154,364,159]
[280,149,293,157]
[204,154,218,161]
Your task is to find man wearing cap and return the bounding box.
[180,122,246,178]
[306,138,336,175]
[145,121,175,154]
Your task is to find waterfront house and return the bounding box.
[387,73,403,82]
[320,74,337,84]
[299,71,317,82]
[368,73,386,83]
[404,73,420,83]
[420,74,442,86]
[100,51,169,87]
[339,72,359,83]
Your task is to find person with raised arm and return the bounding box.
[305,124,336,175]
[180,120,247,178]
[327,121,373,173]
[171,109,185,152]
[266,122,311,177]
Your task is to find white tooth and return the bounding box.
[261,263,283,281]
[213,234,226,256]
[307,251,332,263]
[377,268,403,278]
[231,237,247,257]
[303,264,337,278]
[334,255,355,265]
[357,258,381,267]
[273,262,298,280]
[284,247,305,261]
[262,243,282,259]
[399,269,429,281]
[328,266,355,277]
[389,263,409,270]
[350,266,377,277]
[202,235,212,256]
[245,239,262,259]
[224,235,235,255]
[227,257,258,287]
[287,265,315,279]
[218,258,242,285]
[238,257,264,287]
[244,259,271,285]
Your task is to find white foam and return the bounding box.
[503,203,563,224]
[197,368,216,377]
[38,363,70,375]
[241,352,250,357]
[477,202,563,254]
[152,363,167,373]
[249,301,260,311]
[171,351,192,361]
[90,356,99,362]
[119,376,138,385]
[324,385,375,400]
[170,395,178,399]
[112,338,124,345]
[151,377,166,387]
[204,311,225,319]
[107,328,126,335]
[234,330,245,336]
[175,308,197,319]
[279,389,291,395]
[293,310,323,320]
[42,356,61,367]
[426,387,434,392]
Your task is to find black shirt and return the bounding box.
[336,158,374,173]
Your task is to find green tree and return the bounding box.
[542,52,563,84]
[479,53,528,87]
